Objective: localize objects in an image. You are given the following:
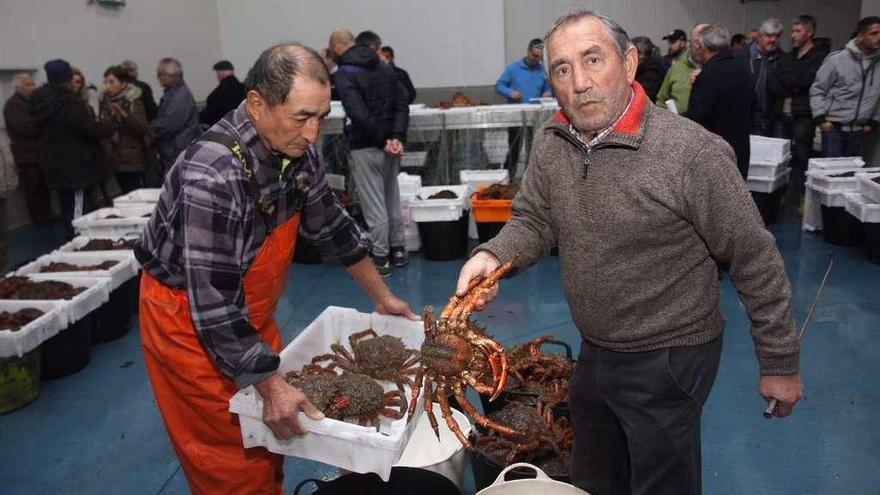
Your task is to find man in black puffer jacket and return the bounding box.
[330,28,409,276]
[30,59,117,237]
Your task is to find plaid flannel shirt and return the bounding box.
[136,102,368,388]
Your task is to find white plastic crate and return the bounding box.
[750,135,790,163]
[459,169,509,188]
[56,235,138,254]
[400,151,428,169]
[807,184,849,208]
[15,252,138,292]
[746,168,791,194]
[808,167,880,193]
[397,173,423,200]
[410,185,472,223]
[858,173,880,203]
[0,300,67,357]
[112,188,161,207]
[0,275,110,325]
[229,306,425,481]
[843,193,880,223]
[807,156,866,172]
[72,206,154,238]
[748,156,790,178]
[325,173,346,192]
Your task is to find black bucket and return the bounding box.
[750,190,783,225]
[418,212,470,261]
[41,313,93,379]
[92,280,136,343]
[862,221,880,264]
[476,222,506,244]
[821,206,863,246]
[293,466,460,495]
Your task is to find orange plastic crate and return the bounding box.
[471,187,513,223]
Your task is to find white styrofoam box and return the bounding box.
[112,188,161,207]
[410,185,472,223]
[325,173,346,192]
[72,206,154,238]
[16,252,138,292]
[746,168,791,193]
[56,235,138,254]
[395,403,472,491]
[409,103,426,111]
[858,173,880,203]
[397,172,423,200]
[400,151,429,169]
[808,167,880,193]
[748,155,790,178]
[0,300,67,358]
[750,135,790,163]
[807,156,866,172]
[329,101,345,119]
[807,184,849,207]
[459,169,509,188]
[229,306,425,481]
[0,275,110,325]
[843,193,880,223]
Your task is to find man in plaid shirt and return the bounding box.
[135,44,417,494]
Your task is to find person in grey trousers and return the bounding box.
[330,28,410,276]
[150,58,200,178]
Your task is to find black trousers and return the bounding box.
[505,127,532,177]
[780,115,815,205]
[116,171,145,194]
[16,164,53,226]
[569,336,723,495]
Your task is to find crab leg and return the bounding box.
[407,367,426,421]
[452,383,518,438]
[464,374,497,396]
[348,328,378,348]
[423,378,441,440]
[438,390,472,449]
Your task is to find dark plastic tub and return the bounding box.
[417,212,470,261]
[862,221,880,264]
[41,313,93,380]
[293,466,460,495]
[821,205,863,246]
[92,280,136,343]
[476,222,506,244]
[750,190,783,225]
[0,348,41,414]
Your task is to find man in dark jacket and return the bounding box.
[330,28,409,276]
[736,18,784,136]
[199,60,247,126]
[379,46,417,104]
[685,24,755,178]
[121,60,158,121]
[3,73,52,226]
[770,15,827,202]
[30,59,117,237]
[150,57,200,177]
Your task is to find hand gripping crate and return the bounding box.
[229,306,425,481]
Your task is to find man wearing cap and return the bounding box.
[495,38,553,176]
[662,28,688,72]
[656,23,708,114]
[199,60,247,127]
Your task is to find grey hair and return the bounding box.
[120,59,138,72]
[158,57,183,77]
[244,43,330,107]
[544,8,632,68]
[13,72,34,89]
[760,18,784,36]
[630,36,655,56]
[697,24,731,52]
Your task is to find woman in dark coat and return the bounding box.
[99,65,149,193]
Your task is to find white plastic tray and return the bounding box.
[397,172,423,200]
[843,193,880,223]
[807,183,849,208]
[0,300,68,357]
[807,156,866,172]
[858,173,880,203]
[0,275,110,325]
[112,188,161,207]
[55,235,138,254]
[15,252,138,291]
[459,169,509,188]
[410,185,472,223]
[750,135,790,163]
[72,206,154,238]
[229,306,425,481]
[746,168,791,193]
[748,156,790,179]
[400,151,429,169]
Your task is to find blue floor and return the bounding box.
[1,214,879,494]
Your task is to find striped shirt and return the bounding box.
[136,102,368,388]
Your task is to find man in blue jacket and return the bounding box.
[495,38,552,176]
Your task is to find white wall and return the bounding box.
[217,0,506,89]
[864,0,880,17]
[0,0,223,101]
[505,0,863,63]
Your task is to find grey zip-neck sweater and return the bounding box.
[479,84,799,376]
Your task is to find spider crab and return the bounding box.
[407,254,521,448]
[309,329,420,387]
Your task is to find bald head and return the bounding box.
[329,28,355,58]
[244,43,330,107]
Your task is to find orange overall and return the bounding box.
[140,213,300,495]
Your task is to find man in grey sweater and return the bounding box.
[457,10,803,495]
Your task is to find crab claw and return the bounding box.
[488,351,509,402]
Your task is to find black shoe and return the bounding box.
[372,255,392,277]
[391,246,409,268]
